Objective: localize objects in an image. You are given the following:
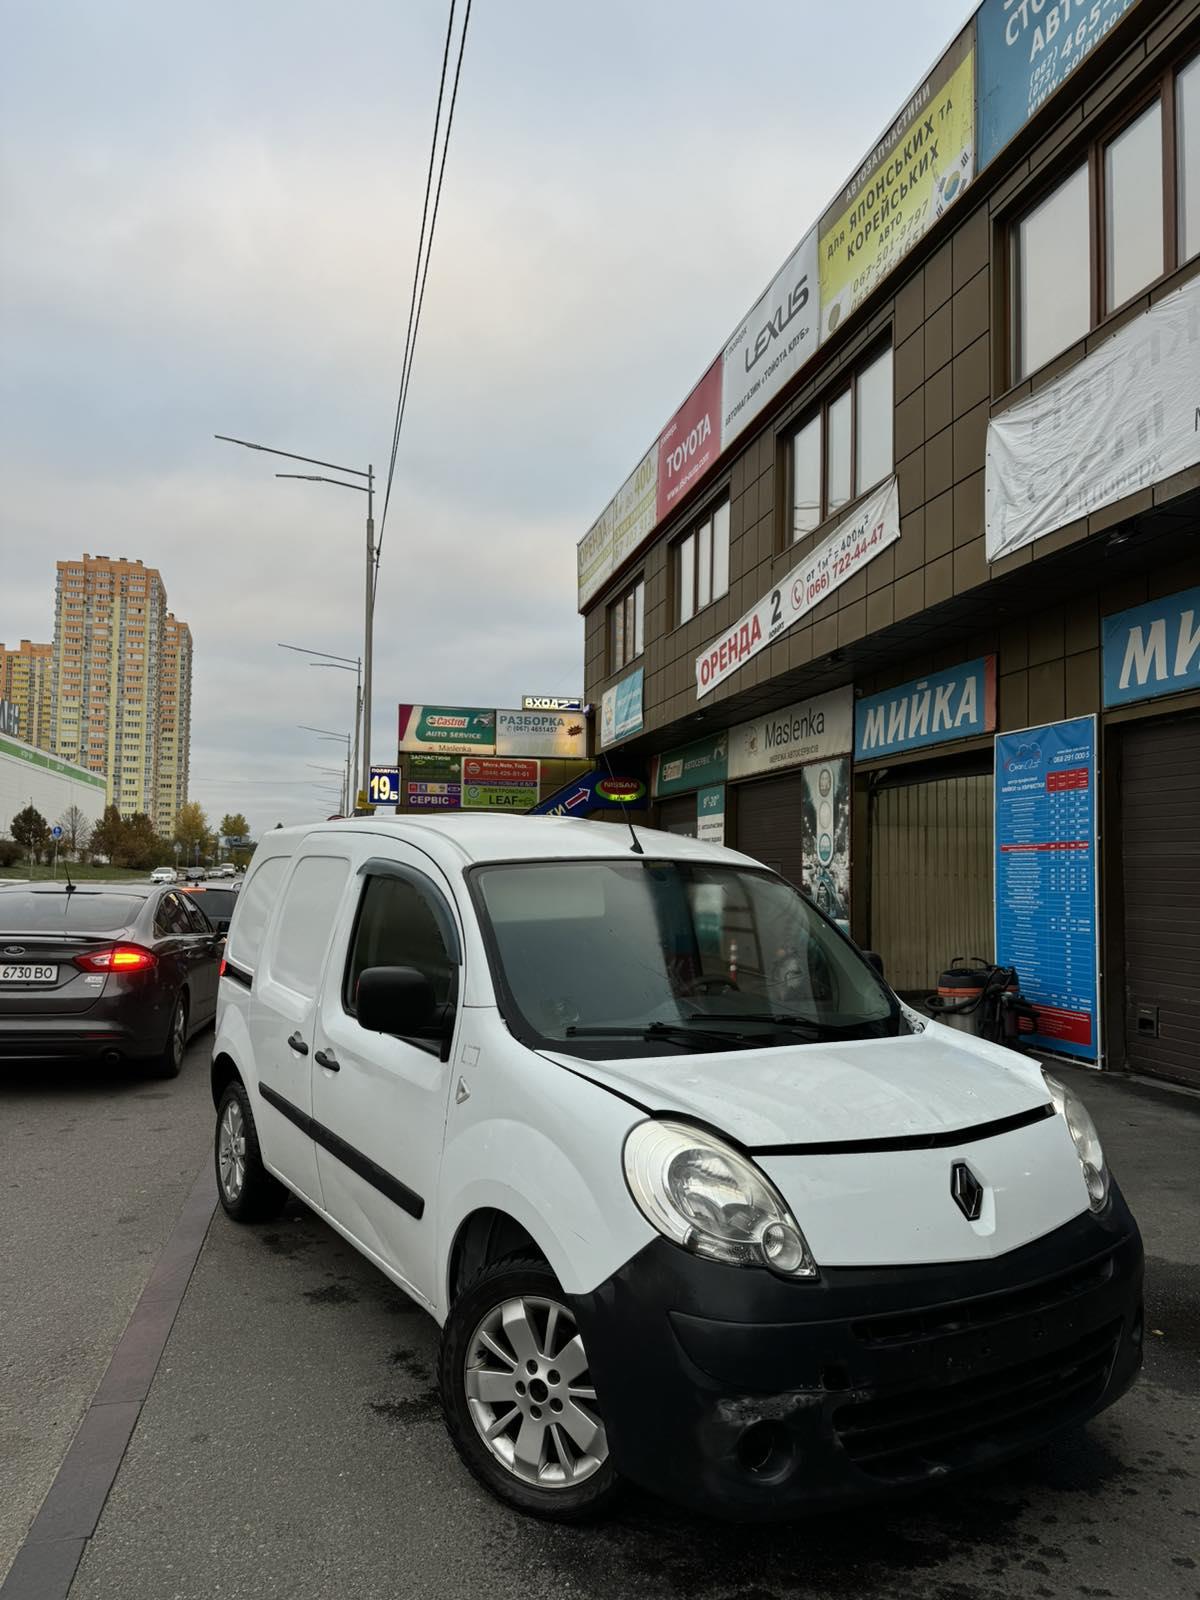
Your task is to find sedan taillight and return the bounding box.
[75,945,159,974]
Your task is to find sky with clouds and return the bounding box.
[1,0,972,831]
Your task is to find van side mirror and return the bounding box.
[861,950,885,979]
[356,965,440,1037]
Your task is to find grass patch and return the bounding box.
[0,860,153,883]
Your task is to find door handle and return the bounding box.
[287,1032,309,1056]
[314,1048,340,1072]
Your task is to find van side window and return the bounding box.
[227,857,288,972]
[269,856,351,998]
[345,873,456,1015]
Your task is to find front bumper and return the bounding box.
[570,1186,1143,1519]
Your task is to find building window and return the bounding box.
[1012,59,1199,381]
[608,577,644,672]
[1104,99,1163,311]
[789,344,893,541]
[1179,54,1200,261]
[1015,165,1091,379]
[675,500,730,624]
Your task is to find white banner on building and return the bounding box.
[576,447,658,610]
[986,275,1200,562]
[695,475,900,697]
[721,229,821,449]
[727,686,854,781]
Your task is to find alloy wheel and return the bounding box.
[217,1098,246,1202]
[171,999,186,1068]
[464,1295,607,1488]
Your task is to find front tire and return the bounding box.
[438,1256,621,1521]
[214,1080,287,1222]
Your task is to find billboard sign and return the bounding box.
[696,474,899,697]
[495,708,587,759]
[521,695,583,712]
[994,716,1100,1063]
[986,277,1200,562]
[819,28,974,340]
[658,359,723,521]
[652,730,729,798]
[728,686,854,781]
[406,753,461,782]
[461,756,540,811]
[599,668,644,749]
[368,766,401,805]
[0,700,19,738]
[407,782,461,809]
[397,705,496,754]
[576,448,658,611]
[696,785,726,848]
[721,230,820,448]
[977,0,1141,171]
[855,657,998,761]
[530,769,647,816]
[1102,586,1200,708]
[803,757,851,932]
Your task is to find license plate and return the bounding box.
[0,964,58,983]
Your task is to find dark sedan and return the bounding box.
[178,880,241,933]
[0,881,222,1076]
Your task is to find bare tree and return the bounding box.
[58,804,91,859]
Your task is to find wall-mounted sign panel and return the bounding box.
[599,669,644,749]
[855,657,997,761]
[728,686,854,781]
[994,716,1100,1063]
[496,709,587,759]
[1102,586,1200,708]
[721,231,819,449]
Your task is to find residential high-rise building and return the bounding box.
[157,614,193,835]
[0,639,54,749]
[50,554,192,831]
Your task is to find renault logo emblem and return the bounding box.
[951,1161,984,1221]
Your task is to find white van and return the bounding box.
[210,815,1143,1522]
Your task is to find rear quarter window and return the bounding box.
[226,857,289,971]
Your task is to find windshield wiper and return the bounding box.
[563,1022,749,1051]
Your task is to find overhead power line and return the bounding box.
[375,0,472,594]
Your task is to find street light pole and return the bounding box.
[278,644,362,810]
[300,726,353,818]
[218,434,376,806]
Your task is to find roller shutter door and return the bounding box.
[1119,713,1200,1088]
[870,773,993,993]
[733,774,806,887]
[656,795,697,837]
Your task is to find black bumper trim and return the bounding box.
[750,1101,1055,1155]
[569,1191,1143,1519]
[258,1081,424,1220]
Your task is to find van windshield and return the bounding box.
[472,859,901,1059]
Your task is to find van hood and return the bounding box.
[542,1024,1049,1149]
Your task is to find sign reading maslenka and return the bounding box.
[986,276,1200,562]
[695,475,900,697]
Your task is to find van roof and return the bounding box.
[250,814,754,872]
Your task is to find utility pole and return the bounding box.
[363,464,374,810]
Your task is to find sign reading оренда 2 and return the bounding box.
[994,717,1100,1063]
[696,476,899,697]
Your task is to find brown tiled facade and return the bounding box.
[580,0,1200,1082]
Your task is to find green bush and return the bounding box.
[0,839,21,868]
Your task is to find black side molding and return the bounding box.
[257,1082,425,1220]
[750,1103,1057,1157]
[222,959,253,990]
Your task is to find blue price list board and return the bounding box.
[994,716,1100,1063]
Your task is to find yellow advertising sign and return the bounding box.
[819,30,974,339]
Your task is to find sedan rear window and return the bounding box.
[0,891,145,934]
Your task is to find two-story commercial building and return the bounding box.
[579,0,1199,1087]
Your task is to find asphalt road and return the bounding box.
[0,1038,213,1586]
[6,1058,1198,1600]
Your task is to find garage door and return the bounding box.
[870,772,993,993]
[655,794,697,836]
[1119,713,1200,1088]
[733,774,805,887]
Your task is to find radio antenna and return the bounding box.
[600,752,644,856]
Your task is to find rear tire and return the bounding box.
[214,1079,288,1223]
[148,991,188,1079]
[438,1255,621,1522]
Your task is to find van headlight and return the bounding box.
[623,1119,817,1277]
[1044,1072,1109,1211]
